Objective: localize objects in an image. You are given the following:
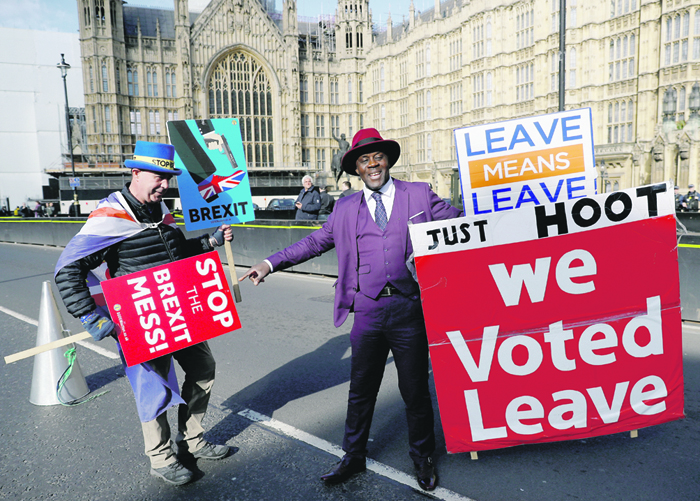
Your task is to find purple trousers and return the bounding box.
[342,291,436,462]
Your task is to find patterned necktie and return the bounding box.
[372,191,388,231]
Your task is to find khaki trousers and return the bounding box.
[140,341,216,468]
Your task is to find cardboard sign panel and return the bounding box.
[102,251,241,367]
[167,118,255,231]
[410,183,684,453]
[454,108,597,216]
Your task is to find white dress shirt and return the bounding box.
[362,177,395,222]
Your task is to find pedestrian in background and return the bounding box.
[675,186,687,212]
[295,175,321,220]
[338,180,355,199]
[686,184,699,212]
[319,185,335,220]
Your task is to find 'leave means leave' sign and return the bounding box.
[454,108,597,216]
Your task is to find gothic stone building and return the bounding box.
[74,0,700,201]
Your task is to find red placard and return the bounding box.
[102,251,241,367]
[412,188,683,453]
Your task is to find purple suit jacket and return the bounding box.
[268,179,462,327]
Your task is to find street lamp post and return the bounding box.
[57,53,80,216]
[558,0,567,112]
[600,161,608,194]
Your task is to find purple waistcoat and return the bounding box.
[356,197,418,299]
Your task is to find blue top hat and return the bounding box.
[124,141,182,176]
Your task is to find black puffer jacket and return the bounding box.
[55,185,213,318]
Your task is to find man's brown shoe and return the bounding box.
[320,455,366,484]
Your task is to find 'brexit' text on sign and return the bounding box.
[409,183,684,453]
[102,251,241,367]
[455,108,597,216]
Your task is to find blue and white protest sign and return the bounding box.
[167,118,255,231]
[454,108,597,216]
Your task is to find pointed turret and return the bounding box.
[335,0,371,58]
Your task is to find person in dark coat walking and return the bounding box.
[319,185,335,221]
[675,186,687,212]
[338,181,355,199]
[686,184,699,212]
[295,175,321,220]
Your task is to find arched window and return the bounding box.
[486,72,492,106]
[96,0,105,26]
[165,68,176,98]
[679,86,687,120]
[127,68,139,96]
[607,99,634,143]
[147,69,158,97]
[620,101,626,140]
[84,0,91,27]
[426,43,431,76]
[486,19,492,55]
[110,0,117,27]
[207,51,274,167]
[102,63,109,92]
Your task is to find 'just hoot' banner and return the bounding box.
[167,118,254,231]
[409,182,684,453]
[455,108,597,216]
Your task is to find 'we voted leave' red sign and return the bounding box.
[409,182,684,453]
[102,251,241,367]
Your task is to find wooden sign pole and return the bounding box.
[5,331,92,364]
[224,240,242,303]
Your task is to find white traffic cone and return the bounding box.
[29,281,89,406]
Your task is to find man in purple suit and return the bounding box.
[240,128,462,491]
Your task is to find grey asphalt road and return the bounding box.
[0,241,698,501]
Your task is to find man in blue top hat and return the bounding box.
[55,140,233,486]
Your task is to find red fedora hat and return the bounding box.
[340,128,401,176]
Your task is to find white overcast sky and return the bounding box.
[0,0,430,33]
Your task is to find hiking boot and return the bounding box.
[191,441,230,460]
[150,461,193,486]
